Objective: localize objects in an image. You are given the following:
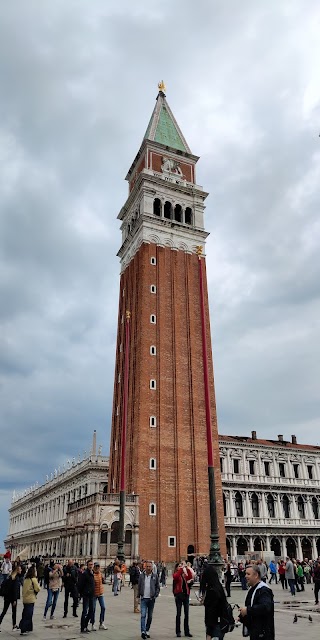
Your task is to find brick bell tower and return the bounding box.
[109,82,226,562]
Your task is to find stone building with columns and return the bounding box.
[4,433,139,564]
[221,432,320,561]
[5,430,320,563]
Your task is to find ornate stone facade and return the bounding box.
[4,441,139,564]
[221,433,320,560]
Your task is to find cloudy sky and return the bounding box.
[1,0,320,545]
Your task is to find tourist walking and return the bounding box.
[225,563,232,597]
[92,563,108,630]
[268,560,278,584]
[37,561,44,587]
[18,566,40,635]
[173,561,193,638]
[0,555,12,585]
[43,563,62,620]
[160,563,167,588]
[239,565,274,640]
[313,559,320,605]
[138,560,160,639]
[285,557,296,596]
[238,563,247,590]
[200,563,228,640]
[113,560,121,596]
[63,559,79,618]
[79,559,95,634]
[130,561,141,613]
[278,561,287,590]
[0,565,22,631]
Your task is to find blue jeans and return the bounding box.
[140,597,155,633]
[93,595,106,624]
[81,595,94,631]
[44,589,59,617]
[288,578,296,595]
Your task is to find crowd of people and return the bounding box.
[1,551,320,638]
[223,556,320,601]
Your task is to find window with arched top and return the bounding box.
[149,502,156,516]
[153,198,161,216]
[267,494,275,518]
[103,484,108,494]
[251,493,260,517]
[235,491,243,517]
[150,285,156,294]
[312,497,319,520]
[100,530,107,544]
[297,496,305,519]
[150,458,156,470]
[185,207,192,225]
[164,201,172,219]
[150,314,156,324]
[282,494,290,518]
[174,204,182,222]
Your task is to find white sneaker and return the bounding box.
[99,623,108,630]
[43,616,47,621]
[92,624,97,631]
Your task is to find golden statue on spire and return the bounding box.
[158,80,166,93]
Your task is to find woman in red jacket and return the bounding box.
[172,562,193,638]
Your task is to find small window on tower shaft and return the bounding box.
[149,502,156,516]
[150,379,156,390]
[150,416,157,427]
[150,314,156,324]
[150,285,156,294]
[150,345,156,356]
[151,257,156,265]
[150,458,156,470]
[168,536,176,547]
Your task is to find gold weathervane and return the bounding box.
[158,80,166,93]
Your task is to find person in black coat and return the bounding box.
[200,564,228,640]
[0,565,22,631]
[63,560,79,618]
[78,559,95,633]
[239,565,275,640]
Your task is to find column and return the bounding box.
[245,492,251,520]
[231,536,237,560]
[266,535,271,552]
[276,494,282,519]
[93,530,99,557]
[260,492,268,519]
[249,536,254,552]
[281,537,287,559]
[297,536,303,561]
[107,529,111,559]
[312,537,317,559]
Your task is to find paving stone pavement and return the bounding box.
[0,580,319,639]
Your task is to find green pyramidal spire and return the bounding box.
[144,83,191,153]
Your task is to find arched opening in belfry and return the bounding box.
[174,204,182,222]
[164,201,172,219]
[185,207,192,225]
[153,198,161,216]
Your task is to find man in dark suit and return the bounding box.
[239,564,275,640]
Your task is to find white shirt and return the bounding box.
[143,574,152,599]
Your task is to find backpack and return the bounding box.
[220,600,235,634]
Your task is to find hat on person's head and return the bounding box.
[94,562,100,567]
